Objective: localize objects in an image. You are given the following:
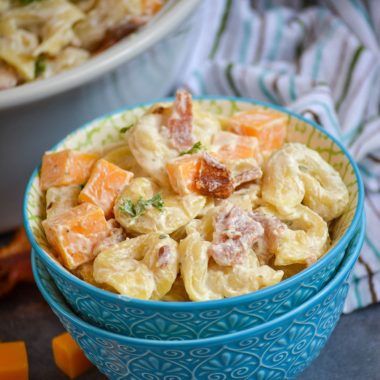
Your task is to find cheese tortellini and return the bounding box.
[128,114,178,187]
[256,205,329,266]
[114,177,206,234]
[93,233,178,300]
[180,232,283,301]
[262,143,349,221]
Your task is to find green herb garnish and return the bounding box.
[20,0,42,4]
[179,141,203,156]
[119,193,164,218]
[159,234,167,239]
[35,57,46,77]
[120,123,134,134]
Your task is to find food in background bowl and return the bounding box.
[24,95,363,339]
[31,220,364,379]
[0,0,164,89]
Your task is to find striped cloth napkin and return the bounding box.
[182,0,380,313]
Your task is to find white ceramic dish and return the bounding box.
[0,0,202,231]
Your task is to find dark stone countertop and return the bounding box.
[0,283,378,380]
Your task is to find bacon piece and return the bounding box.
[94,17,147,53]
[208,204,264,266]
[233,166,262,188]
[0,228,33,298]
[166,89,194,150]
[0,62,19,90]
[250,211,287,264]
[157,245,173,268]
[195,153,234,199]
[93,219,127,256]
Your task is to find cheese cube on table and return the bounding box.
[0,341,28,380]
[52,332,93,379]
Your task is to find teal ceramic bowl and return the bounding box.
[33,218,364,380]
[24,97,364,340]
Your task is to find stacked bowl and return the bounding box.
[24,97,365,379]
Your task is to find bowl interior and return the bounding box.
[25,98,362,275]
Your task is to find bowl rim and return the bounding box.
[24,95,365,311]
[0,0,201,110]
[32,214,365,346]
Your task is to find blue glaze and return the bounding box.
[32,218,364,380]
[24,96,365,340]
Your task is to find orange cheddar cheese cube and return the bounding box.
[42,203,109,270]
[52,332,93,379]
[78,159,133,218]
[0,341,28,380]
[166,155,201,195]
[40,150,98,191]
[211,131,262,162]
[229,109,287,151]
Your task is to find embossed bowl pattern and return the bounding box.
[32,220,364,380]
[25,97,365,339]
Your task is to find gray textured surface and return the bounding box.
[0,283,378,380]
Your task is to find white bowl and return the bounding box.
[0,0,202,231]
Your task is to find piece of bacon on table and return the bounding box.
[0,228,33,298]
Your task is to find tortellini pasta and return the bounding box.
[262,143,349,221]
[256,205,329,266]
[179,232,283,301]
[103,144,147,177]
[128,114,178,187]
[0,0,164,88]
[93,233,178,300]
[114,177,206,234]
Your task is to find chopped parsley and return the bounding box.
[119,193,164,218]
[159,234,167,239]
[20,0,42,4]
[35,57,46,77]
[179,141,203,156]
[120,123,134,134]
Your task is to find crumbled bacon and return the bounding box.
[0,62,19,90]
[0,228,33,297]
[166,89,194,150]
[93,219,126,256]
[195,153,234,199]
[233,167,262,188]
[250,211,287,264]
[208,204,264,266]
[157,245,172,268]
[93,17,147,53]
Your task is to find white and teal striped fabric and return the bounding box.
[182,0,380,313]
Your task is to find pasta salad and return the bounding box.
[0,0,164,89]
[39,90,349,302]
